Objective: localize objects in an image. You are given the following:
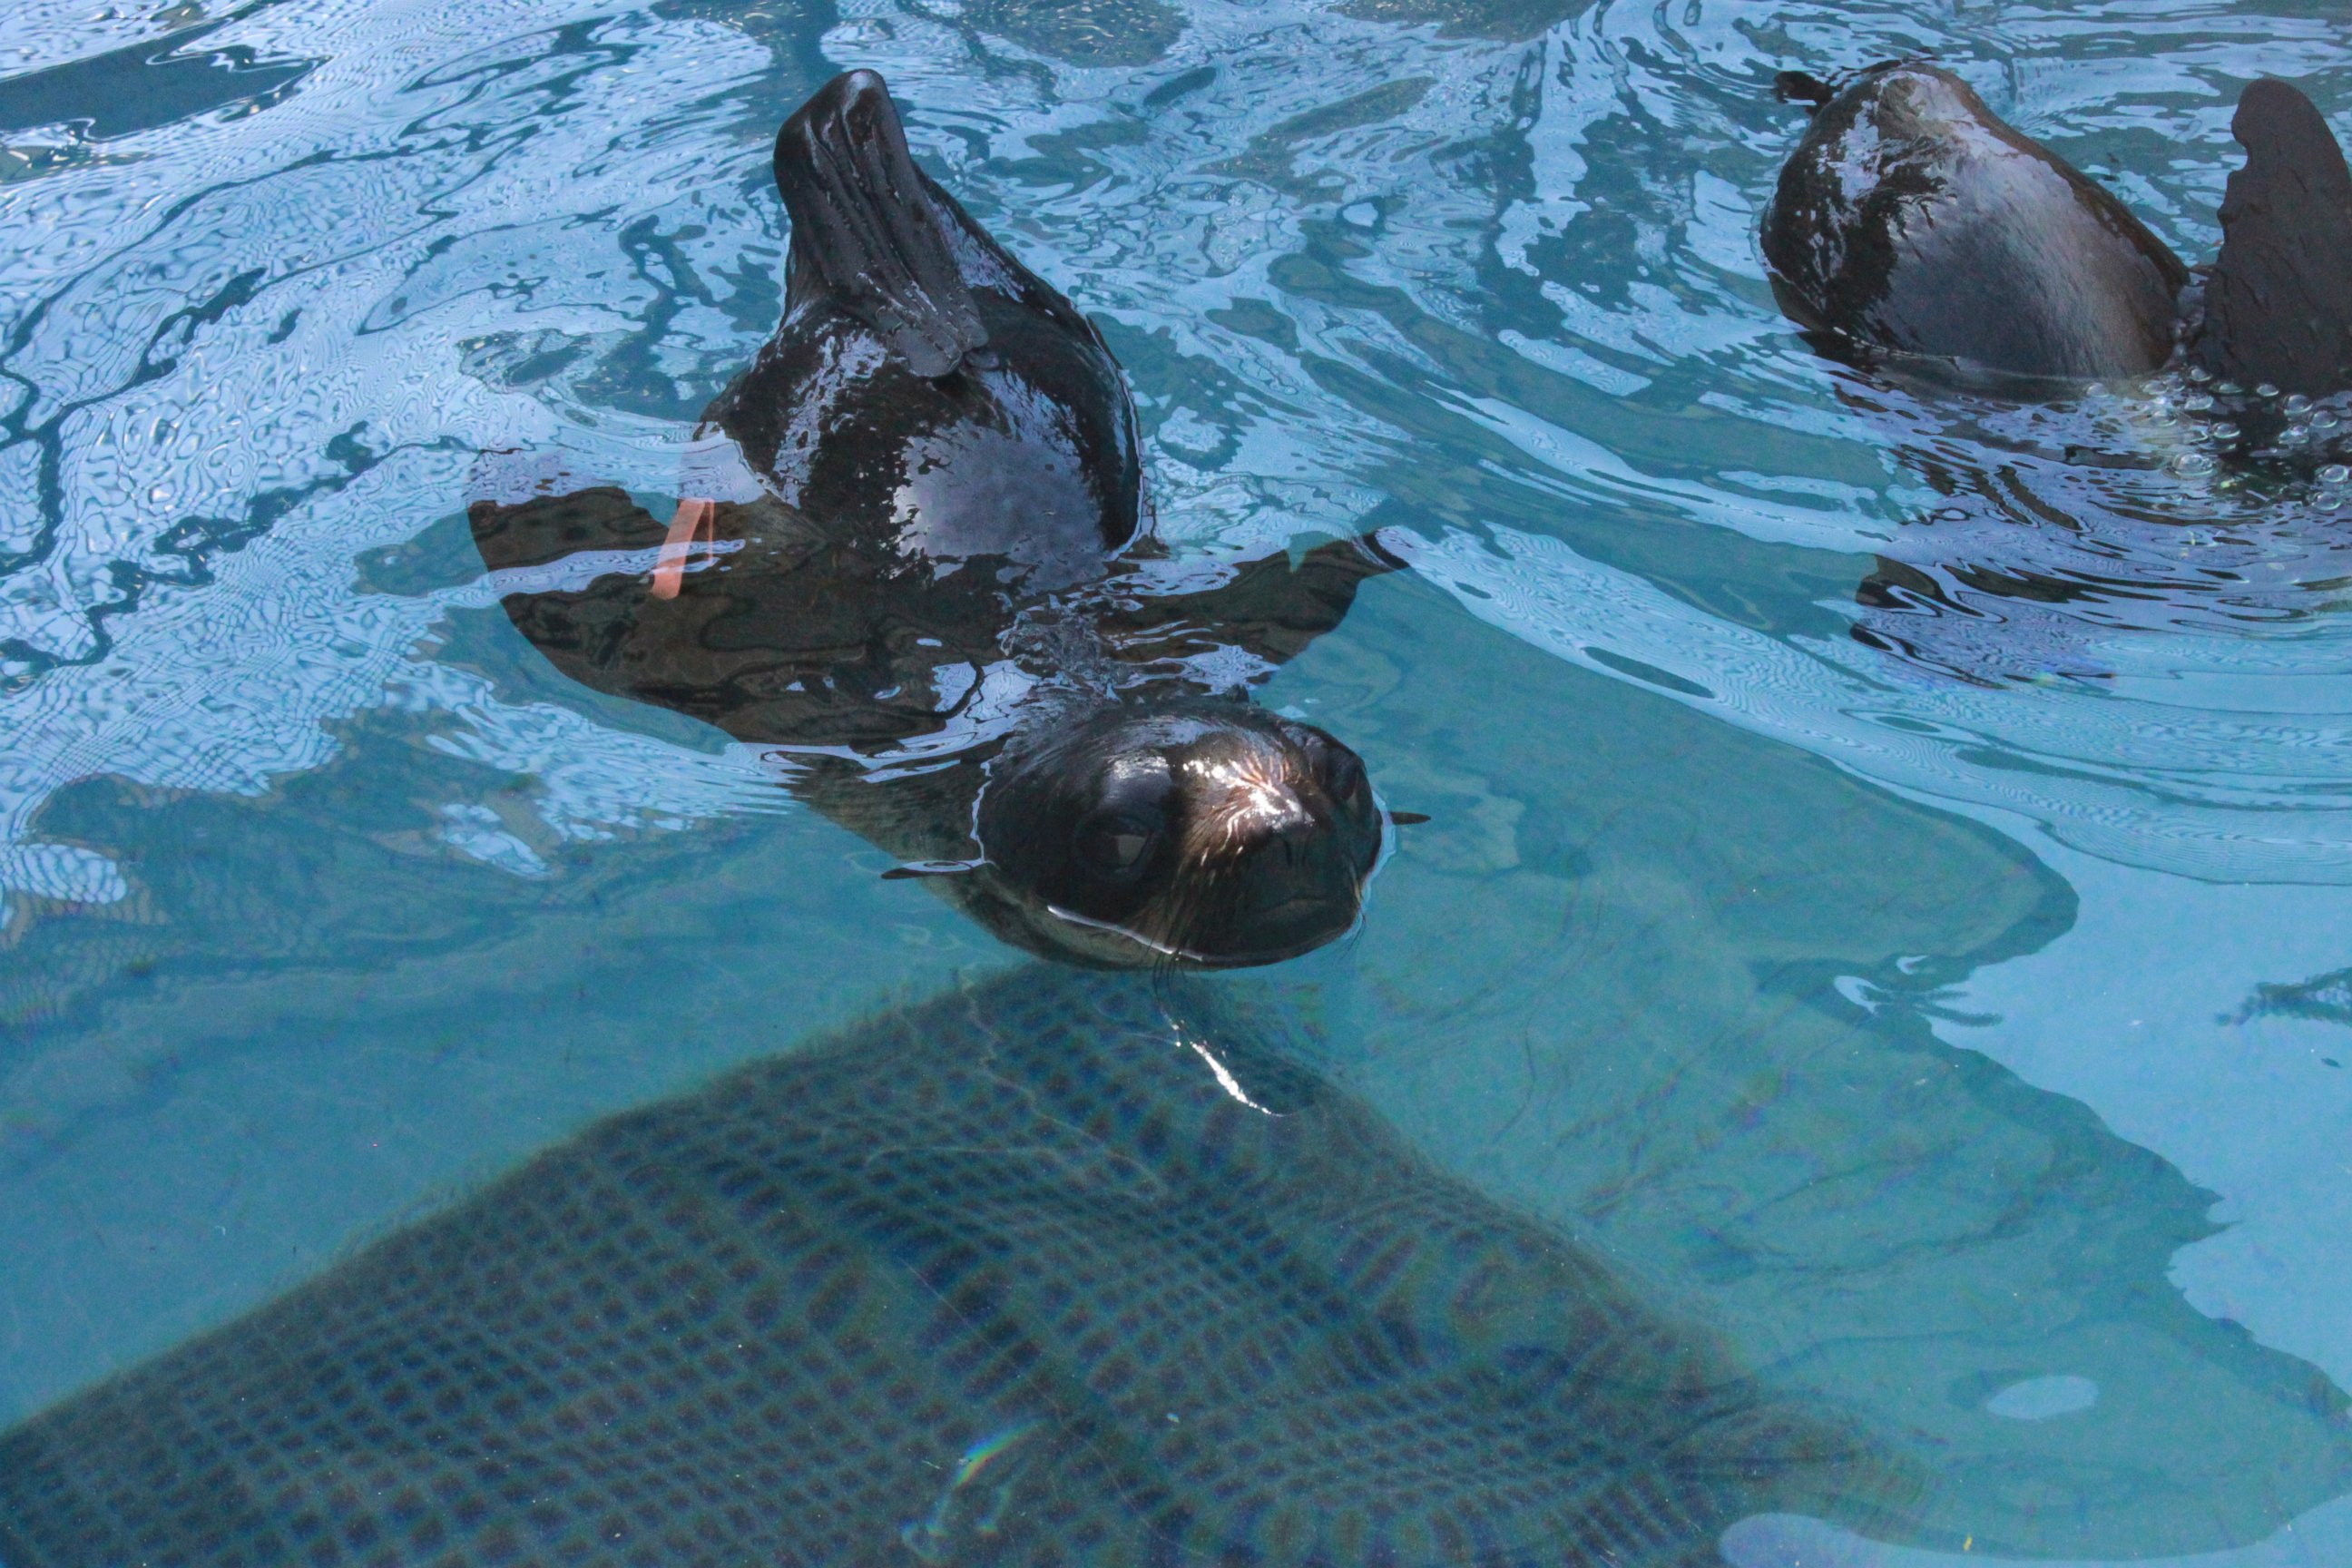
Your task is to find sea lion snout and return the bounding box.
[976,704,1385,967]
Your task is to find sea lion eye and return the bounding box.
[1320,744,1367,805]
[1076,808,1161,880]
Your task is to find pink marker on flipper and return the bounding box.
[651,498,718,599]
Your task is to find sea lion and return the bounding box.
[467,71,1405,970]
[1762,64,2352,400]
[1761,62,2189,384]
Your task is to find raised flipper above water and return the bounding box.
[2190,77,2352,397]
[773,68,987,378]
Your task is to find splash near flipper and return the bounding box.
[2190,78,2352,397]
[773,70,988,379]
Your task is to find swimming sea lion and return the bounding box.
[1763,64,2352,398]
[467,71,1404,970]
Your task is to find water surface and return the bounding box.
[5,0,2352,1562]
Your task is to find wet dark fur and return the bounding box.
[1766,63,2352,400]
[468,72,1399,969]
[1762,62,2190,384]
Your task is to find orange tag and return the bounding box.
[651,498,719,600]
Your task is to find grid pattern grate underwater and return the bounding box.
[0,966,1903,1568]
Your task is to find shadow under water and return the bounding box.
[0,964,1907,1567]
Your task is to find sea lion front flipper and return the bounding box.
[1105,532,1408,678]
[466,486,708,708]
[468,484,669,573]
[775,70,988,379]
[2190,78,2352,397]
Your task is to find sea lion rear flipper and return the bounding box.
[2190,78,2352,396]
[775,71,988,379]
[1106,531,1408,678]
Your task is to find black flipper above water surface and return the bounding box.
[0,967,1910,1566]
[1772,69,1838,111]
[2191,77,2352,397]
[774,69,988,379]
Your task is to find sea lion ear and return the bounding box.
[2190,77,2352,397]
[773,70,989,379]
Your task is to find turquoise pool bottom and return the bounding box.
[0,963,1905,1568]
[5,573,2347,1560]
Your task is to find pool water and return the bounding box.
[4,0,2352,1561]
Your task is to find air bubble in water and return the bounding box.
[2318,464,2351,485]
[2210,422,2241,443]
[2183,392,2214,412]
[2173,451,2218,477]
[2188,364,2212,383]
[2216,380,2243,396]
[2286,394,2314,416]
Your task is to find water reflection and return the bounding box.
[0,2,318,152]
[1838,382,2352,688]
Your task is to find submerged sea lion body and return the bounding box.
[1764,64,2352,405]
[470,72,1398,969]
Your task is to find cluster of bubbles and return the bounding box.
[2141,366,2352,496]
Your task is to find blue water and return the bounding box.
[4,0,2352,1561]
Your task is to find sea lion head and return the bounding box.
[971,700,1387,969]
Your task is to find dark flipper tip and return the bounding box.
[774,70,988,379]
[2190,77,2352,397]
[1774,70,1838,111]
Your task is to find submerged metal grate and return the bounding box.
[0,967,1896,1566]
